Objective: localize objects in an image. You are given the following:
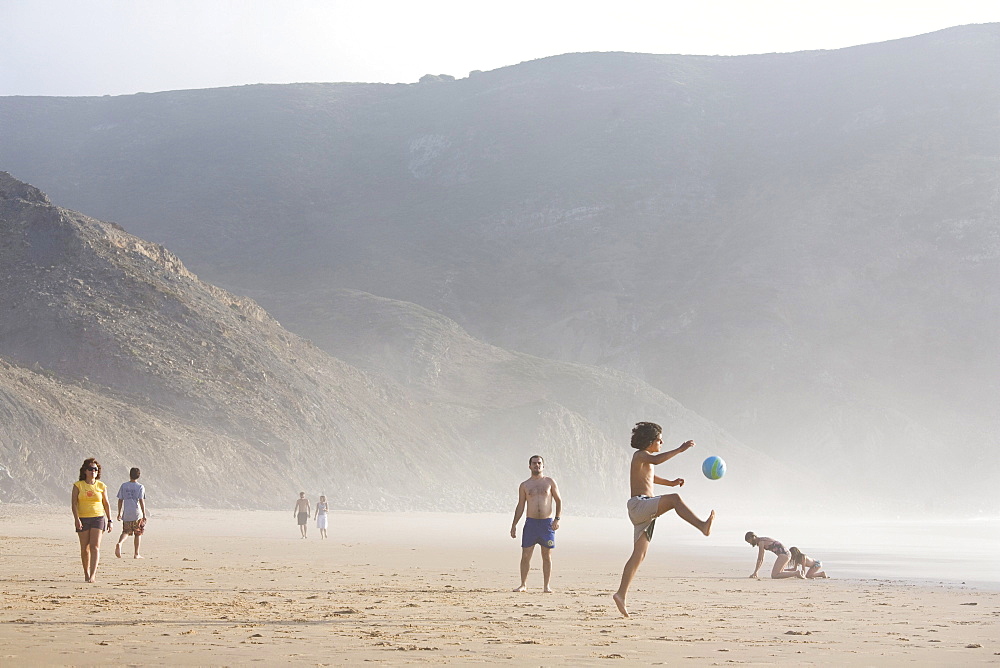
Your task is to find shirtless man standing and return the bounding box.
[294,492,311,539]
[613,422,715,617]
[510,455,562,593]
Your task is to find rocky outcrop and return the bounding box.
[2,175,799,512]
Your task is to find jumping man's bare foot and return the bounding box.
[612,592,629,618]
[512,585,526,592]
[701,510,716,536]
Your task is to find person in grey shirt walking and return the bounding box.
[115,467,147,559]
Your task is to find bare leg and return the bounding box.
[771,554,804,579]
[613,534,650,617]
[115,530,127,558]
[87,529,103,583]
[656,494,714,535]
[540,546,553,592]
[514,546,534,591]
[806,565,827,578]
[133,533,142,558]
[78,530,91,581]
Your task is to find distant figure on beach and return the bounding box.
[115,467,147,559]
[71,458,113,583]
[510,455,562,593]
[745,531,805,579]
[789,546,828,579]
[294,492,311,538]
[316,495,329,539]
[613,422,715,618]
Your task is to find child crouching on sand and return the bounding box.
[788,546,828,578]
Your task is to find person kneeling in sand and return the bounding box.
[745,531,805,579]
[613,422,715,618]
[510,455,562,593]
[788,546,828,578]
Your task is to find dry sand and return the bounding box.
[1,504,998,666]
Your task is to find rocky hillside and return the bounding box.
[0,172,468,508]
[2,25,997,509]
[1,173,800,512]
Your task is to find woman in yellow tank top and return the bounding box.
[72,458,112,583]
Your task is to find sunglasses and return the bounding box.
[86,466,99,471]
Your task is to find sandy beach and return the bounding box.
[1,504,998,666]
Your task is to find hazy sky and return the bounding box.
[2,0,999,97]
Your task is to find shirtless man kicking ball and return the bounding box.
[510,455,562,593]
[613,422,715,617]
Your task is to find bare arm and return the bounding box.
[71,485,82,530]
[510,483,527,538]
[117,498,124,521]
[645,440,695,465]
[751,545,765,578]
[550,480,562,531]
[101,489,113,532]
[653,475,684,487]
[139,498,147,518]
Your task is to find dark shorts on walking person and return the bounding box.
[76,516,106,533]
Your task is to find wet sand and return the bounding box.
[1,504,998,665]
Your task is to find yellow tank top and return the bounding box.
[74,480,108,518]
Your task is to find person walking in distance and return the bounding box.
[294,492,311,538]
[72,458,113,583]
[115,467,147,559]
[316,495,329,539]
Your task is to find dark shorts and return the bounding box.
[77,516,106,533]
[297,512,309,526]
[521,517,555,549]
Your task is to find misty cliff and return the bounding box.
[1,173,794,512]
[0,172,464,507]
[1,24,997,508]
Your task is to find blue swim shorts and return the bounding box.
[521,517,555,549]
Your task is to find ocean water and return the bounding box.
[806,517,1000,589]
[678,515,1000,590]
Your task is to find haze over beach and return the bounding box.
[2,1,1000,664]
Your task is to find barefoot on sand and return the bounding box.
[512,585,526,592]
[115,543,122,558]
[702,510,715,536]
[612,592,629,618]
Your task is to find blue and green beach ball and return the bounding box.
[702,456,726,480]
